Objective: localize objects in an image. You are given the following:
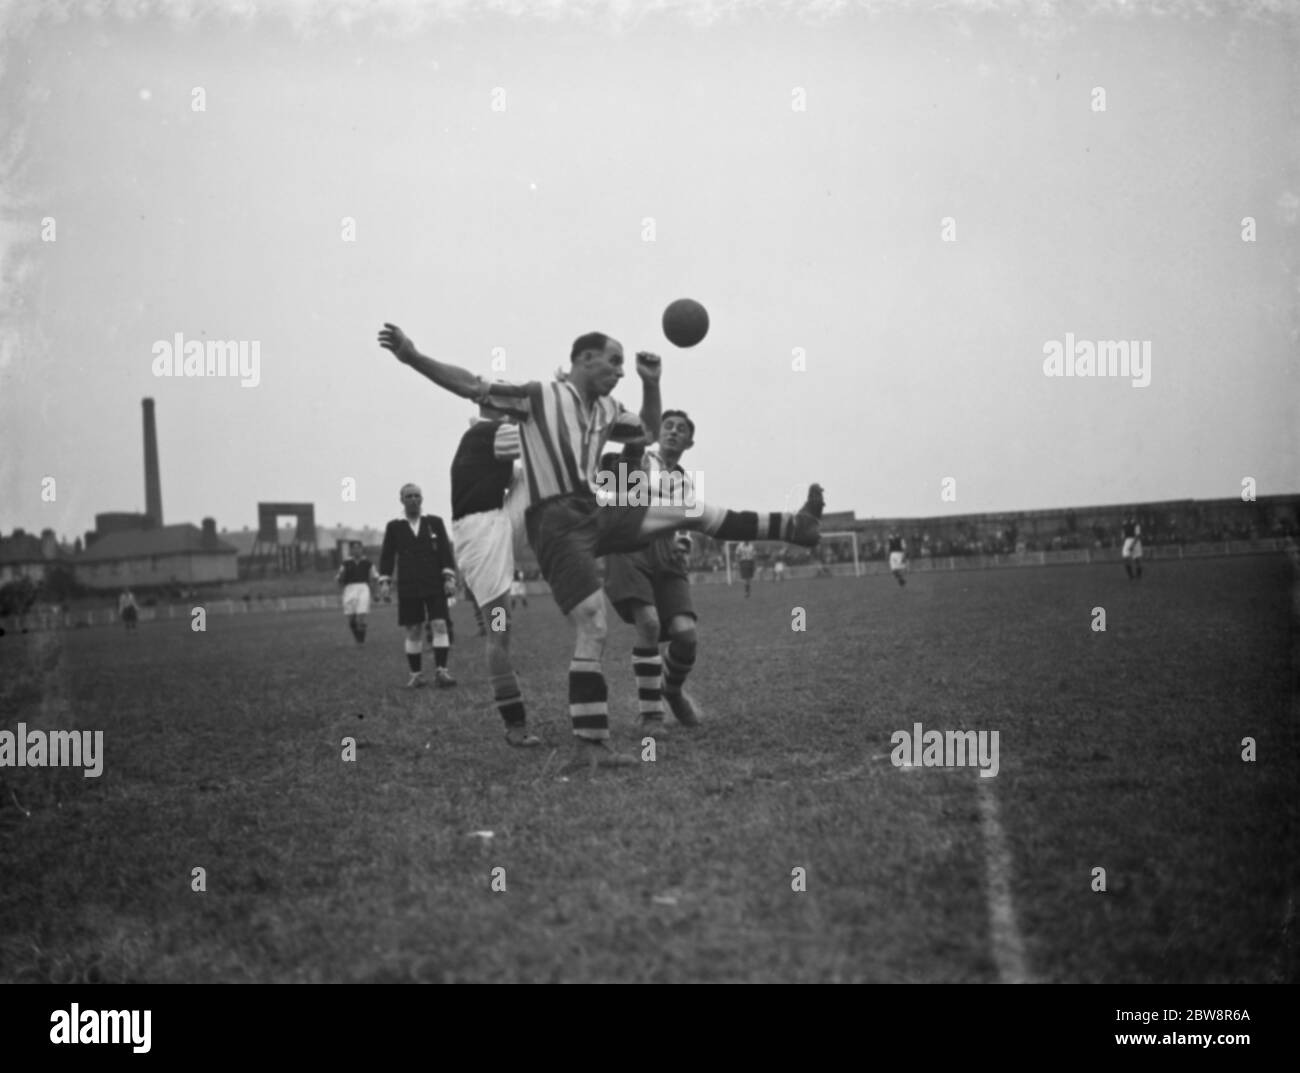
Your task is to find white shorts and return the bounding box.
[774,562,785,576]
[342,583,371,615]
[889,551,906,571]
[1122,538,1143,559]
[452,509,515,605]
[510,579,526,596]
[504,466,530,563]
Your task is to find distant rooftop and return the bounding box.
[78,524,237,563]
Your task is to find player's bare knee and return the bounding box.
[570,593,607,638]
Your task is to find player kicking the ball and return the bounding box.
[379,323,824,769]
[601,410,704,735]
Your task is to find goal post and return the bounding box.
[820,531,861,577]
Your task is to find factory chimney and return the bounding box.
[143,398,163,528]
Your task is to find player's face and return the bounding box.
[401,487,423,515]
[583,341,625,396]
[660,415,694,454]
[349,543,362,558]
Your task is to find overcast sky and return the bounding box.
[1,0,1296,542]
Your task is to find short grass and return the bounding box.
[0,556,1295,983]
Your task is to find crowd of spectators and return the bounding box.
[676,505,1298,572]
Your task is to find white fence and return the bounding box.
[4,594,340,633]
[2,538,1293,633]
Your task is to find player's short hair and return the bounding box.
[570,332,611,362]
[661,409,696,438]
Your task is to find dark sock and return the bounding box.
[713,510,787,542]
[491,672,527,729]
[663,637,696,695]
[633,646,663,720]
[569,658,608,740]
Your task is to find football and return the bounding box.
[662,298,710,348]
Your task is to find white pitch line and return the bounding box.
[975,777,1035,984]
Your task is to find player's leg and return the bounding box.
[605,549,664,734]
[653,555,701,726]
[528,498,636,768]
[346,584,367,642]
[662,615,700,725]
[635,490,824,549]
[428,597,455,686]
[630,603,666,733]
[400,603,426,687]
[459,510,539,746]
[566,591,634,766]
[480,591,540,747]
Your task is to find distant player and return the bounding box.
[378,484,458,688]
[1122,517,1143,580]
[602,410,703,734]
[736,541,756,597]
[510,568,528,610]
[336,540,375,644]
[449,409,541,747]
[773,555,786,582]
[887,531,907,586]
[118,588,139,630]
[379,322,824,768]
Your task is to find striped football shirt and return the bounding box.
[640,443,693,506]
[479,378,645,504]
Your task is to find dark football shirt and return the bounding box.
[451,421,516,521]
[339,558,372,586]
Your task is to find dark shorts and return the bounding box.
[739,560,755,580]
[397,593,449,627]
[605,537,695,638]
[526,493,649,615]
[121,606,138,622]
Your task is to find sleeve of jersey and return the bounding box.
[493,423,522,460]
[478,380,537,420]
[378,523,396,578]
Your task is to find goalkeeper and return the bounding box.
[600,410,706,734]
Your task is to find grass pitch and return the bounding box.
[1,555,1295,983]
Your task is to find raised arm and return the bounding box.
[378,323,486,401]
[635,351,662,443]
